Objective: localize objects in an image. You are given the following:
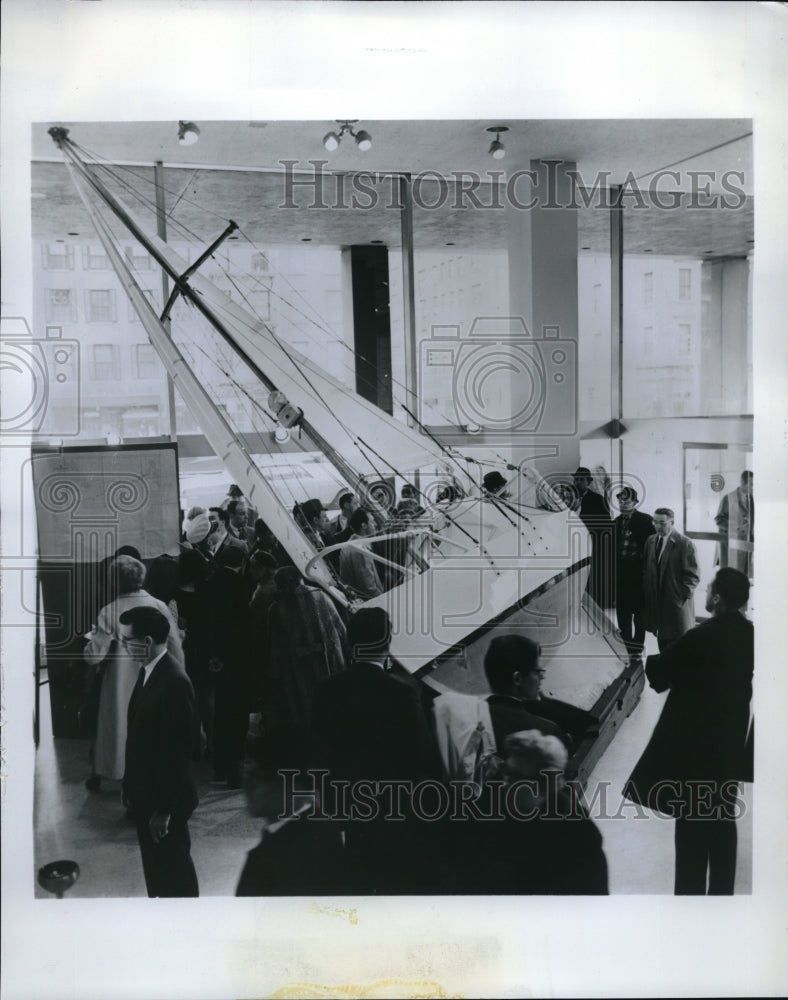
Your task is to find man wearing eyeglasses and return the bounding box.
[120,605,199,897]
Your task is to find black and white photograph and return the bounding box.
[2,2,786,998]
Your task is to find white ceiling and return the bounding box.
[31,119,753,256]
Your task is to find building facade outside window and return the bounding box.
[89,344,120,381]
[46,288,77,323]
[42,244,74,270]
[87,289,117,323]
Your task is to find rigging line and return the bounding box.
[177,324,355,488]
[199,286,431,473]
[629,131,753,184]
[235,227,422,406]
[167,168,200,220]
[70,145,443,467]
[400,403,473,481]
[71,140,236,229]
[202,260,431,452]
[217,261,409,411]
[355,435,482,548]
[78,152,415,414]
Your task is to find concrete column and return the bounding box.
[506,160,580,478]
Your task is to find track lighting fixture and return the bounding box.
[486,125,508,160]
[322,120,373,152]
[178,121,200,146]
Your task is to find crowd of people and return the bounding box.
[80,475,754,899]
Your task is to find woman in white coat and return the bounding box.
[83,555,184,792]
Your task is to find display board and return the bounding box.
[30,442,180,736]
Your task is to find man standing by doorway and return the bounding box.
[715,470,754,577]
[643,507,699,652]
[120,605,199,897]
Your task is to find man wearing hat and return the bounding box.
[483,470,511,499]
[614,486,655,660]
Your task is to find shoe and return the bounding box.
[85,775,101,793]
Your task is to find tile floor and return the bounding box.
[33,635,752,898]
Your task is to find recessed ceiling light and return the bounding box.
[643,248,653,253]
[704,250,714,255]
[580,246,591,251]
[68,232,79,236]
[301,237,312,242]
[371,240,384,245]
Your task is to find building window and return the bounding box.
[82,246,109,270]
[643,271,653,305]
[124,247,153,271]
[251,252,270,273]
[643,325,654,359]
[86,289,117,323]
[678,267,692,300]
[89,344,120,381]
[128,288,160,322]
[42,244,75,270]
[46,289,77,323]
[678,323,691,355]
[134,343,159,379]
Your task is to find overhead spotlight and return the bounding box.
[178,121,200,146]
[322,120,372,152]
[486,125,509,160]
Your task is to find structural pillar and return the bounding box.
[506,159,580,479]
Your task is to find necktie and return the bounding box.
[655,536,663,561]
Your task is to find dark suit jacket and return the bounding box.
[625,611,753,815]
[486,694,566,752]
[614,510,655,589]
[578,488,612,527]
[123,653,198,820]
[311,660,437,785]
[643,530,699,641]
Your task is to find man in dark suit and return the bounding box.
[613,486,656,660]
[310,607,440,892]
[484,634,595,755]
[572,467,614,607]
[120,605,199,898]
[643,507,700,651]
[624,568,753,894]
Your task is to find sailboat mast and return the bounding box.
[47,127,369,499]
[56,140,344,599]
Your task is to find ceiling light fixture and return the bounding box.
[178,121,200,146]
[486,125,509,160]
[322,120,373,152]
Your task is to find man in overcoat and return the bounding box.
[624,568,753,894]
[643,507,699,651]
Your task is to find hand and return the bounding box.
[149,811,170,843]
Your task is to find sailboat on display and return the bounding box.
[47,127,642,783]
